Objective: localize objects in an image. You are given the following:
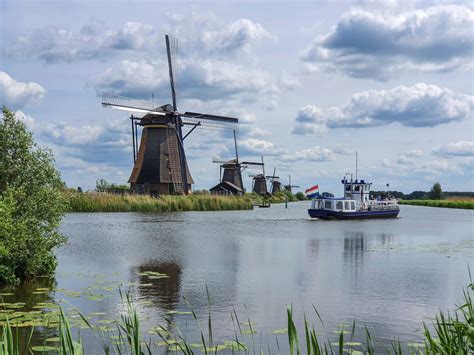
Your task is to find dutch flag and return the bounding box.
[305,185,319,199]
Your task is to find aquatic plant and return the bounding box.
[0,276,471,354]
[66,192,254,212]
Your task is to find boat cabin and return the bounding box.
[342,178,371,205]
[311,198,357,212]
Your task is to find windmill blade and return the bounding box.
[181,112,238,132]
[212,158,232,164]
[241,161,264,166]
[182,112,238,124]
[165,35,178,112]
[102,92,167,115]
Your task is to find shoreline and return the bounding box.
[399,199,474,209]
[66,192,254,212]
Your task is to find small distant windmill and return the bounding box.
[101,35,238,195]
[249,156,272,196]
[284,174,299,194]
[210,131,263,195]
[268,167,281,194]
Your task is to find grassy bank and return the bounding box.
[67,193,254,212]
[1,277,472,354]
[247,191,300,205]
[399,199,474,209]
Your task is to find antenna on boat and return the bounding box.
[355,151,358,182]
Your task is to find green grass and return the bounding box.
[66,192,254,212]
[1,277,472,354]
[247,191,299,205]
[399,199,474,209]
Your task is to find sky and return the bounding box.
[1,0,473,194]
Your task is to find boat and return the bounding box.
[308,177,399,220]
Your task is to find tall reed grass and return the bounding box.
[66,193,254,212]
[399,199,474,209]
[1,277,472,354]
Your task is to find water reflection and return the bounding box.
[5,203,469,351]
[135,262,182,311]
[0,277,59,353]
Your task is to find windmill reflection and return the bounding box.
[135,262,182,311]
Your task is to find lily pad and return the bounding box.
[270,328,288,334]
[30,345,57,352]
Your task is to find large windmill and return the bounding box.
[101,35,238,195]
[210,130,264,195]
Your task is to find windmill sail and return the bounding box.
[100,34,239,195]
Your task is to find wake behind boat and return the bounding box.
[307,177,399,220]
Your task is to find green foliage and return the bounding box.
[67,192,253,212]
[295,192,307,201]
[0,106,66,285]
[95,178,129,191]
[399,199,474,209]
[429,182,443,200]
[0,277,472,354]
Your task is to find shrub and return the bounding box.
[0,107,67,284]
[429,182,443,200]
[295,192,306,201]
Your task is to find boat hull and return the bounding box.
[308,208,399,220]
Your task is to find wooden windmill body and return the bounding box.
[210,131,263,195]
[283,174,299,194]
[101,35,237,195]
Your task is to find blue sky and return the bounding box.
[1,0,473,193]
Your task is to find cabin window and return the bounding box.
[336,201,343,210]
[351,201,356,210]
[345,185,351,192]
[344,201,350,210]
[324,200,332,209]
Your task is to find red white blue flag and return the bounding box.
[305,185,319,198]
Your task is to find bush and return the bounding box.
[0,107,67,284]
[295,192,306,201]
[429,182,443,200]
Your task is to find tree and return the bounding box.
[0,107,67,284]
[429,182,443,200]
[96,178,111,191]
[295,192,306,201]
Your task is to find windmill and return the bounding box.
[267,167,281,194]
[284,174,299,194]
[210,130,264,195]
[101,35,238,195]
[249,156,272,196]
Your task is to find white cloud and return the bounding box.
[433,141,474,157]
[301,5,474,79]
[238,138,287,156]
[0,72,45,108]
[293,83,474,134]
[404,149,424,158]
[282,146,336,162]
[14,111,131,166]
[281,146,354,162]
[396,149,424,165]
[7,16,273,63]
[92,59,281,106]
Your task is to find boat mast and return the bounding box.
[355,151,358,182]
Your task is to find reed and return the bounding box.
[399,199,474,209]
[66,192,254,212]
[2,277,471,354]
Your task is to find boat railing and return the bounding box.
[367,199,399,211]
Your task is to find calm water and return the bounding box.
[3,203,474,352]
